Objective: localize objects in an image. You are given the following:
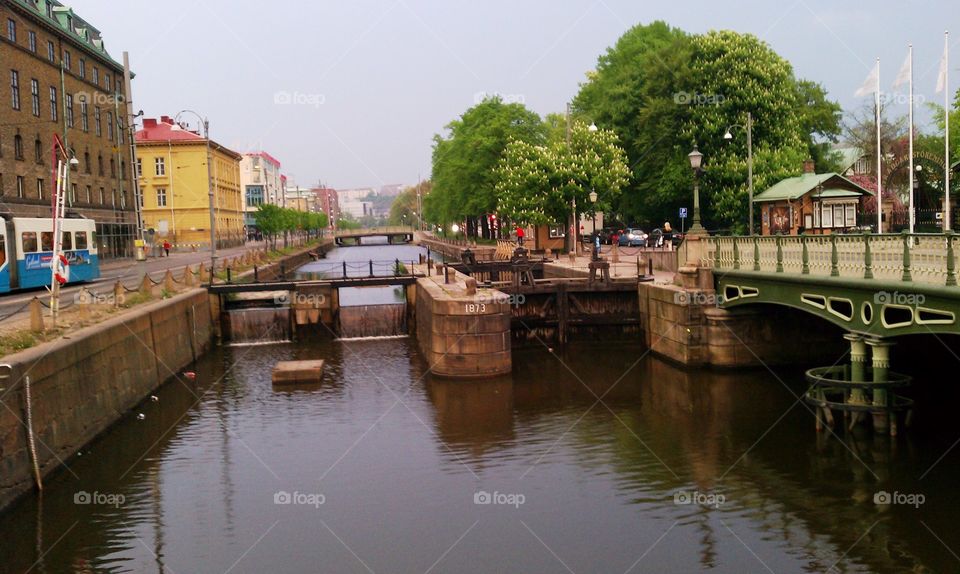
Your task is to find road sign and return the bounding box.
[679,207,688,219]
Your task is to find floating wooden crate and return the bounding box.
[272,360,325,384]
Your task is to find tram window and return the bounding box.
[61,231,72,251]
[0,236,5,267]
[22,231,37,252]
[75,231,87,250]
[40,232,53,251]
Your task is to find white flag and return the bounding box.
[856,62,879,97]
[893,51,910,89]
[936,43,948,93]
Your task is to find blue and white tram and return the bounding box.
[0,217,100,293]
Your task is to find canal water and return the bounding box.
[1,242,959,573]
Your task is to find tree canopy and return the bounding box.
[495,122,630,226]
[425,97,546,229]
[573,23,842,231]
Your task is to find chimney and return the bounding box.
[803,159,816,174]
[160,115,174,125]
[143,118,157,128]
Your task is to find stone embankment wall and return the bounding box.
[638,281,845,367]
[415,271,511,378]
[0,290,214,512]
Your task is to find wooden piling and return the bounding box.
[29,298,44,333]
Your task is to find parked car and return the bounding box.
[618,228,648,247]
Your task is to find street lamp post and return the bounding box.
[723,111,754,234]
[176,110,215,280]
[687,146,707,236]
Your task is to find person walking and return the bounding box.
[162,240,171,257]
[516,226,525,247]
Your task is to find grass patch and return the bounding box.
[121,292,153,308]
[0,331,38,357]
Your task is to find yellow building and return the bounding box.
[134,116,244,249]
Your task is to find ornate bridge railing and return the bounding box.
[705,232,959,288]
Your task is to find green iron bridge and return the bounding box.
[705,232,960,435]
[706,232,960,338]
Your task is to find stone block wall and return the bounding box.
[0,290,213,512]
[415,274,511,377]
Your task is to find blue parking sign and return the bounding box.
[679,207,688,219]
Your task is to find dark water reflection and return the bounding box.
[2,335,959,573]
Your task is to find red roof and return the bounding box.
[136,116,204,142]
[245,151,281,168]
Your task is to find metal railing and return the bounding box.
[333,226,414,237]
[706,232,959,287]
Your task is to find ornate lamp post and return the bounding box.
[687,146,707,237]
[723,112,754,235]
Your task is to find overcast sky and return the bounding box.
[75,0,957,190]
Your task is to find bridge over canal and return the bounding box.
[701,232,960,435]
[333,225,414,246]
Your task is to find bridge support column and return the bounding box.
[844,334,869,413]
[867,338,895,435]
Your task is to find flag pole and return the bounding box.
[946,31,952,231]
[909,44,915,234]
[876,57,883,233]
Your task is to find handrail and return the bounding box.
[333,226,414,237]
[705,231,959,288]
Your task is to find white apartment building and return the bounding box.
[240,151,283,236]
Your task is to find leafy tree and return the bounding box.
[495,122,630,250]
[389,181,431,226]
[427,97,546,237]
[574,25,842,231]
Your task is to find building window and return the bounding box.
[84,151,90,173]
[78,58,86,79]
[94,106,101,136]
[28,30,36,52]
[92,67,99,85]
[49,86,57,121]
[36,178,43,199]
[69,183,76,205]
[155,157,165,176]
[80,100,88,131]
[30,79,39,116]
[156,187,167,207]
[16,176,24,198]
[65,94,73,127]
[136,157,142,177]
[7,19,16,43]
[10,70,20,110]
[98,154,103,176]
[34,138,42,163]
[98,187,104,204]
[121,160,126,180]
[62,50,71,71]
[85,185,91,203]
[106,111,113,140]
[47,41,54,63]
[13,135,22,160]
[104,73,110,90]
[110,158,115,177]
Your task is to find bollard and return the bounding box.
[648,258,654,276]
[29,297,44,333]
[140,273,152,295]
[444,264,451,284]
[464,277,477,295]
[164,270,175,292]
[254,266,259,283]
[77,287,90,322]
[114,281,124,308]
[226,267,232,283]
[369,260,374,277]
[342,261,348,278]
[184,266,195,287]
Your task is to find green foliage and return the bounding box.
[495,122,631,225]
[426,97,546,225]
[253,204,329,244]
[573,24,842,230]
[0,331,37,357]
[388,182,430,226]
[336,214,363,230]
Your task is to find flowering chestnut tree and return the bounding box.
[494,122,630,230]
